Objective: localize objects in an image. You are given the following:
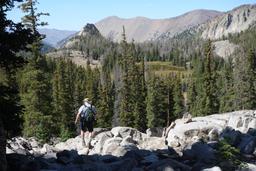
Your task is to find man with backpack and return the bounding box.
[75,98,97,147]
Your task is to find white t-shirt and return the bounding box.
[78,102,96,115]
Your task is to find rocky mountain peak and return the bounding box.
[78,23,100,37]
[201,4,256,39]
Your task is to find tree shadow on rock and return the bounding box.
[7,145,188,171]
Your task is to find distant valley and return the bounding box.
[39,28,77,47]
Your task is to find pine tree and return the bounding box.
[187,53,205,116]
[0,1,34,170]
[172,76,184,118]
[20,63,53,141]
[19,0,49,63]
[234,48,256,110]
[201,40,218,115]
[52,59,75,140]
[73,66,87,111]
[96,72,114,128]
[245,48,256,109]
[18,0,53,142]
[187,79,197,116]
[219,58,235,112]
[133,57,147,132]
[146,76,166,128]
[119,26,135,127]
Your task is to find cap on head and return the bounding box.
[83,98,90,103]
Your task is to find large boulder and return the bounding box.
[238,135,256,154]
[111,144,139,157]
[182,142,216,164]
[146,127,164,137]
[138,137,167,150]
[40,144,56,154]
[237,163,256,171]
[90,131,113,154]
[120,135,136,146]
[111,127,146,141]
[56,150,79,164]
[7,137,32,153]
[166,120,223,147]
[102,137,123,155]
[227,110,256,133]
[220,127,242,146]
[93,128,111,137]
[55,136,82,151]
[166,110,256,148]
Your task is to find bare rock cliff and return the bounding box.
[201,4,256,40]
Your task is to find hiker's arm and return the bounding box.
[75,112,80,124]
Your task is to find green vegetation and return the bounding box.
[217,138,247,171]
[1,0,256,145]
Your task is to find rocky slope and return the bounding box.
[6,110,256,171]
[46,24,103,68]
[213,40,239,58]
[201,4,256,40]
[95,10,221,42]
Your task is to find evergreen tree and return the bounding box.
[18,0,52,142]
[0,1,34,170]
[234,48,256,110]
[219,58,235,112]
[172,76,184,118]
[96,71,114,127]
[133,57,147,132]
[245,48,256,109]
[19,0,49,62]
[146,76,167,128]
[20,63,53,141]
[119,26,135,127]
[201,40,218,115]
[52,59,75,140]
[165,78,174,126]
[187,79,197,115]
[187,53,205,116]
[73,66,87,111]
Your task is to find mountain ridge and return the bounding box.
[95,9,222,42]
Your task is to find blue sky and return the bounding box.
[7,0,256,30]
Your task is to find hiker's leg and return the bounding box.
[85,130,89,138]
[88,131,92,138]
[80,121,86,146]
[88,122,94,138]
[86,123,93,148]
[81,130,84,139]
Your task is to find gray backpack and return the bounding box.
[81,105,95,122]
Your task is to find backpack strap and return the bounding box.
[89,104,96,115]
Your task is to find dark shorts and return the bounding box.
[80,119,93,132]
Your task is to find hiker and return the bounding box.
[75,98,97,147]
